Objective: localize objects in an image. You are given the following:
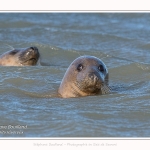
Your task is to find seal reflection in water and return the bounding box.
[58,55,111,98]
[0,47,40,66]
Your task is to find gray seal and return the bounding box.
[0,47,40,66]
[58,55,110,98]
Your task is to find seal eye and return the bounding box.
[77,64,83,72]
[9,50,19,55]
[98,64,105,72]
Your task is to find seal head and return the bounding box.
[58,55,110,98]
[0,47,40,66]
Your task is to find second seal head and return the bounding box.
[0,46,40,66]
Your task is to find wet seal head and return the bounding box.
[0,46,40,66]
[58,55,111,98]
[18,47,40,66]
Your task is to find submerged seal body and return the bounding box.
[58,55,110,98]
[0,47,40,66]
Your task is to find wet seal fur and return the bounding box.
[58,55,110,98]
[0,47,40,66]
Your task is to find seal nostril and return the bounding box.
[89,74,94,79]
[30,47,35,50]
[30,46,38,51]
[89,73,97,80]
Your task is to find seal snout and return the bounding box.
[27,46,40,59]
[88,73,98,82]
[88,72,104,83]
[30,46,38,51]
[18,46,40,65]
[28,47,39,54]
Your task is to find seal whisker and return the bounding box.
[101,84,111,94]
[5,44,14,50]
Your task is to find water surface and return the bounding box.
[0,13,150,137]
